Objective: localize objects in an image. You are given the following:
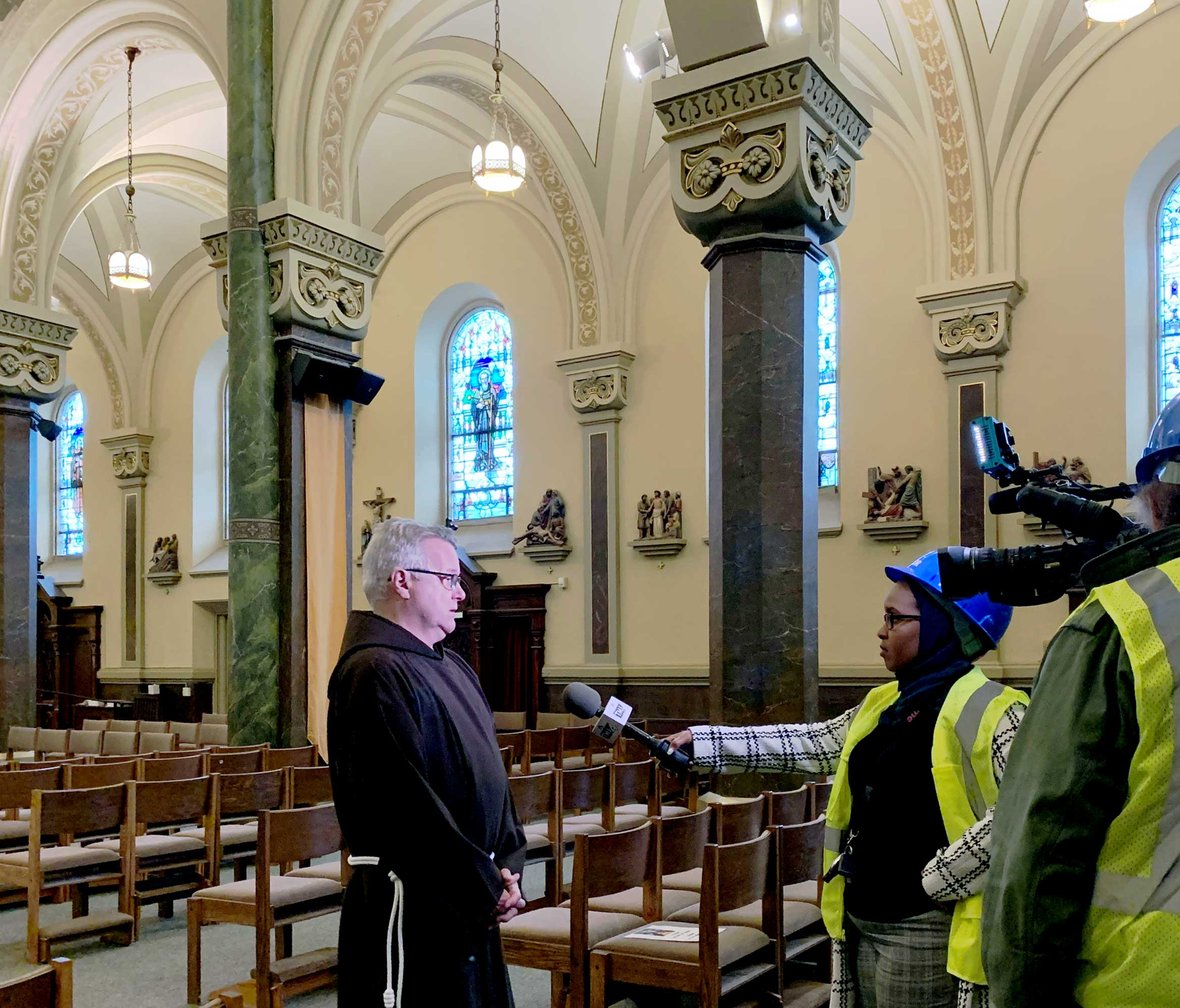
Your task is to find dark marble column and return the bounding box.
[225,0,278,744]
[0,397,37,736]
[705,232,821,725]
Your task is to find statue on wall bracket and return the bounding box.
[631,489,686,558]
[858,466,929,543]
[516,489,571,563]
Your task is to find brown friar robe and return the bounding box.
[328,610,526,1007]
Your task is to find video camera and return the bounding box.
[936,417,1141,606]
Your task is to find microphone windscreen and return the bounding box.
[562,682,602,719]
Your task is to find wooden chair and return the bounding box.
[208,748,265,774]
[137,731,179,755]
[136,752,206,782]
[195,723,229,747]
[172,722,200,749]
[776,815,827,908]
[557,765,612,848]
[535,712,572,730]
[498,730,527,774]
[137,721,168,733]
[201,712,229,725]
[91,776,215,939]
[0,767,61,852]
[493,710,527,731]
[764,785,811,827]
[178,769,285,882]
[557,725,592,769]
[509,769,562,907]
[187,803,345,1008]
[500,746,514,773]
[79,719,110,732]
[100,732,138,757]
[263,746,317,771]
[589,832,779,1008]
[34,731,70,760]
[501,821,658,1008]
[570,760,655,834]
[286,764,332,808]
[0,957,72,1007]
[522,728,563,774]
[88,753,145,765]
[807,780,833,820]
[704,794,767,844]
[0,783,132,962]
[65,731,103,758]
[108,720,138,733]
[63,760,136,790]
[6,726,37,761]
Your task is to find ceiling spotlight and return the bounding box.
[1083,0,1153,24]
[623,28,676,81]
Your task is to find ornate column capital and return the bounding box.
[201,198,385,341]
[651,41,870,247]
[99,429,154,483]
[0,300,77,403]
[916,273,1027,366]
[555,347,636,416]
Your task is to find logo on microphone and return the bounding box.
[593,696,633,745]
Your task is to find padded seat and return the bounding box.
[669,897,823,935]
[617,803,692,819]
[285,859,343,883]
[500,906,643,948]
[595,920,769,964]
[92,832,205,864]
[176,822,257,848]
[0,819,30,845]
[0,844,119,873]
[196,875,341,908]
[564,812,647,833]
[585,886,699,917]
[663,867,702,892]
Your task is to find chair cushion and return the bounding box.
[782,880,820,903]
[499,906,643,947]
[563,813,648,832]
[0,844,119,872]
[91,834,206,862]
[524,833,555,854]
[587,886,699,917]
[669,898,822,936]
[286,860,343,883]
[663,867,702,892]
[616,803,693,819]
[194,875,342,907]
[177,823,258,848]
[0,820,29,844]
[595,920,771,964]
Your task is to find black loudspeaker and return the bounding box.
[290,351,384,405]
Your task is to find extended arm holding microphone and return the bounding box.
[561,682,692,775]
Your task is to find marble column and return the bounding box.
[0,301,76,737]
[224,0,278,744]
[652,4,870,726]
[555,349,634,678]
[917,275,1026,548]
[203,200,383,745]
[98,431,153,668]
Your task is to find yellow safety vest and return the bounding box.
[1075,558,1180,1008]
[821,667,1027,985]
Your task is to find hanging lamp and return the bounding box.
[1084,0,1153,25]
[471,0,526,194]
[108,46,152,290]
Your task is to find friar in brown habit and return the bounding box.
[329,518,526,1007]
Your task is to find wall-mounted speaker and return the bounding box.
[290,351,384,405]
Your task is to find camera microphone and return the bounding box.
[561,682,691,775]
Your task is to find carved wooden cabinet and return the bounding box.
[36,577,102,728]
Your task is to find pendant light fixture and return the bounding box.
[1084,0,1153,25]
[108,45,152,291]
[471,0,526,194]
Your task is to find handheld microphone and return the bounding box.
[561,682,692,775]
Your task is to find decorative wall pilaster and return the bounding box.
[99,430,153,670]
[555,349,634,672]
[0,300,75,738]
[917,274,1026,548]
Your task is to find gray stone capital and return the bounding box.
[201,198,385,341]
[651,40,870,246]
[0,299,77,404]
[99,429,154,483]
[555,347,635,415]
[916,273,1027,366]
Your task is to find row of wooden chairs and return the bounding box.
[497,726,657,775]
[0,762,335,964]
[501,809,829,1008]
[0,957,71,1007]
[4,744,317,778]
[80,720,231,749]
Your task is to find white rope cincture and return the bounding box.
[346,856,404,1008]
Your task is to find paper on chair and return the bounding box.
[625,924,725,942]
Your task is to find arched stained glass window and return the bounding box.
[817,256,839,487]
[55,390,85,555]
[1159,178,1180,408]
[447,306,514,521]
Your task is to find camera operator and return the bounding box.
[984,395,1180,1008]
[666,553,1025,1008]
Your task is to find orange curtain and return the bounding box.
[303,394,348,762]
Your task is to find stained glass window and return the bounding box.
[55,390,84,555]
[1159,178,1180,409]
[447,306,514,521]
[222,375,230,541]
[817,256,839,487]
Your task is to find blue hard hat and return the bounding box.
[884,550,1013,651]
[1137,393,1180,485]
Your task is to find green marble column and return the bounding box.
[226,0,278,744]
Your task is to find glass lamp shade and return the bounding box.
[108,248,152,290]
[472,137,526,193]
[1083,0,1152,21]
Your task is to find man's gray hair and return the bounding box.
[362,518,457,607]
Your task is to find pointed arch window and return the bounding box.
[1158,177,1180,409]
[817,256,839,487]
[446,306,515,521]
[55,390,85,555]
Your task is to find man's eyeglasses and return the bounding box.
[405,568,463,591]
[882,612,920,631]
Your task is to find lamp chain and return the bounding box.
[125,46,138,216]
[492,0,502,94]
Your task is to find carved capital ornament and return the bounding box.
[100,430,154,482]
[916,275,1027,365]
[556,348,635,415]
[0,302,76,403]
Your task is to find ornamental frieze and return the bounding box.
[557,348,635,415]
[100,431,154,482]
[938,312,1001,357]
[682,122,785,213]
[0,302,76,403]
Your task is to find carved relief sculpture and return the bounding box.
[631,489,686,557]
[863,466,923,522]
[513,489,567,547]
[148,534,179,573]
